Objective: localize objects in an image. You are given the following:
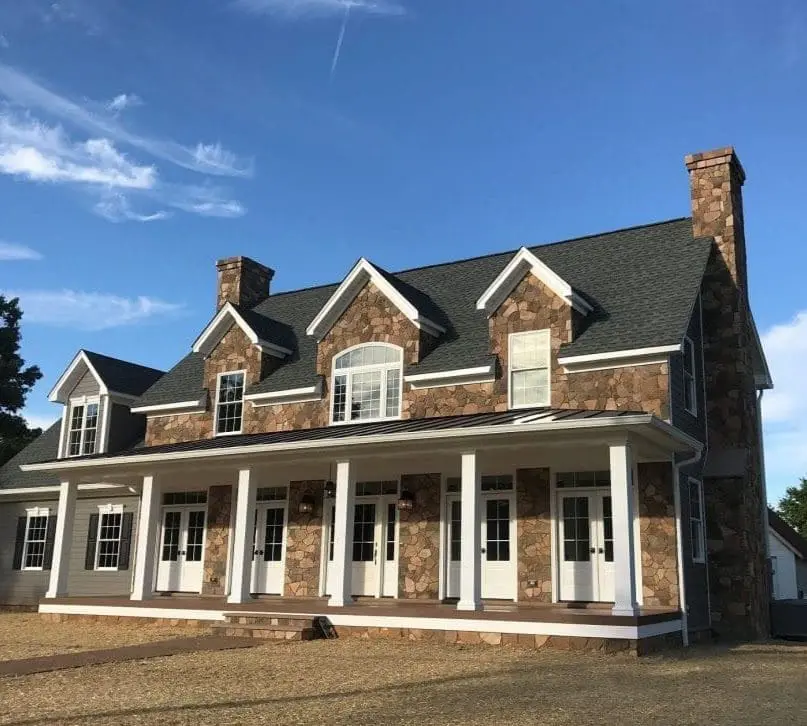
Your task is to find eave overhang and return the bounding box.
[48,351,107,403]
[192,303,292,359]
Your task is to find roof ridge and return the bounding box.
[264,217,693,301]
[81,349,165,374]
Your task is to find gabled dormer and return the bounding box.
[49,350,163,458]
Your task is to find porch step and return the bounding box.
[224,614,317,628]
[210,623,318,641]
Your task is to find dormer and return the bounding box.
[49,351,163,458]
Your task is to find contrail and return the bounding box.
[330,4,351,79]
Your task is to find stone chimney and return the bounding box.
[685,147,769,640]
[215,256,274,310]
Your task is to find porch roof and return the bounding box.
[20,407,701,475]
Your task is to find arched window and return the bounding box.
[332,344,403,423]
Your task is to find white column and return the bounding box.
[328,460,355,607]
[457,451,482,611]
[610,442,640,616]
[131,475,161,601]
[228,468,257,604]
[45,480,78,599]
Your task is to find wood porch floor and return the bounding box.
[44,595,679,626]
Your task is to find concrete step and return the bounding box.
[224,614,317,628]
[210,623,319,641]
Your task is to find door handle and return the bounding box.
[589,547,596,553]
[598,548,604,554]
[374,545,378,565]
[481,547,487,554]
[179,550,186,556]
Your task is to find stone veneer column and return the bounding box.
[201,485,232,596]
[637,462,679,609]
[284,481,325,597]
[216,256,274,310]
[516,468,552,602]
[398,473,441,599]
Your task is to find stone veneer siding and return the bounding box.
[398,473,441,599]
[516,468,552,602]
[284,481,325,597]
[637,463,679,609]
[201,485,232,596]
[216,256,274,310]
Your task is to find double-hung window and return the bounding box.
[22,509,49,570]
[509,330,551,408]
[95,506,123,570]
[67,399,99,456]
[683,336,698,415]
[331,344,402,423]
[689,478,705,563]
[215,371,245,435]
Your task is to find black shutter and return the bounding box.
[42,516,58,571]
[85,513,99,570]
[12,516,27,570]
[118,512,134,570]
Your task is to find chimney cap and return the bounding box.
[216,256,275,277]
[684,146,746,183]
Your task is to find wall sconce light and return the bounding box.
[396,490,415,511]
[324,481,336,499]
[299,492,315,514]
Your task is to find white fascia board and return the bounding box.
[476,247,593,316]
[20,412,701,473]
[305,258,445,339]
[769,527,804,560]
[404,365,494,389]
[131,397,208,415]
[749,311,774,390]
[48,351,108,403]
[192,303,291,359]
[0,483,126,497]
[558,344,681,370]
[245,381,323,407]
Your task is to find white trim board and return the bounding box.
[48,351,107,403]
[192,303,292,359]
[558,344,681,371]
[131,398,207,416]
[245,381,324,407]
[405,365,495,390]
[306,258,445,340]
[37,603,681,639]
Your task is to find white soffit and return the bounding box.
[245,380,324,407]
[48,351,108,403]
[192,302,292,359]
[404,365,495,389]
[558,344,682,372]
[130,397,208,416]
[306,258,445,340]
[476,247,593,316]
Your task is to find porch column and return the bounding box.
[610,442,640,616]
[227,468,257,604]
[457,451,482,611]
[45,480,78,599]
[328,460,355,607]
[131,474,161,601]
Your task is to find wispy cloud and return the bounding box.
[93,192,170,223]
[5,288,184,330]
[0,241,42,261]
[105,93,142,115]
[192,142,254,177]
[234,0,405,19]
[0,63,253,178]
[163,183,246,218]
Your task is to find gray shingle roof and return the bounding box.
[83,350,164,397]
[136,217,711,405]
[0,422,61,490]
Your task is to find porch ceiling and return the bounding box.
[20,407,701,482]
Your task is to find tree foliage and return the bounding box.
[0,296,42,465]
[778,477,807,536]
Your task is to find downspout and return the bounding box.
[757,390,770,559]
[673,447,703,647]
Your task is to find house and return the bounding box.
[0,146,773,653]
[768,509,807,600]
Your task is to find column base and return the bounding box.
[456,599,482,612]
[44,590,66,600]
[328,595,354,608]
[227,593,252,605]
[611,605,641,617]
[130,592,153,602]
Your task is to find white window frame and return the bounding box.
[508,329,551,409]
[682,335,698,416]
[22,507,50,571]
[214,370,246,437]
[94,503,125,571]
[329,343,404,425]
[66,395,101,457]
[689,477,706,563]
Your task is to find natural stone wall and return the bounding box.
[398,473,441,599]
[284,481,325,597]
[516,468,552,602]
[201,485,232,596]
[145,411,210,446]
[246,399,327,434]
[403,381,501,419]
[637,463,678,609]
[216,256,274,310]
[564,364,669,419]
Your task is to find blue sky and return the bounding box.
[1,0,805,504]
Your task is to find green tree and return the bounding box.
[0,296,42,465]
[778,478,807,536]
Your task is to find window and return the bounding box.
[162,491,208,506]
[683,336,698,415]
[509,330,551,408]
[67,399,99,456]
[556,471,611,488]
[689,478,705,563]
[95,507,123,570]
[22,510,49,570]
[445,475,513,492]
[331,344,402,423]
[215,371,245,435]
[257,486,288,502]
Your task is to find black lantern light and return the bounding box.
[396,489,415,511]
[324,481,336,499]
[298,492,315,514]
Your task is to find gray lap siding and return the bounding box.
[0,495,139,606]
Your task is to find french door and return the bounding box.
[557,491,614,602]
[250,503,286,595]
[155,507,206,593]
[444,493,516,600]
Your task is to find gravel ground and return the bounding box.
[0,613,188,661]
[0,621,806,726]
